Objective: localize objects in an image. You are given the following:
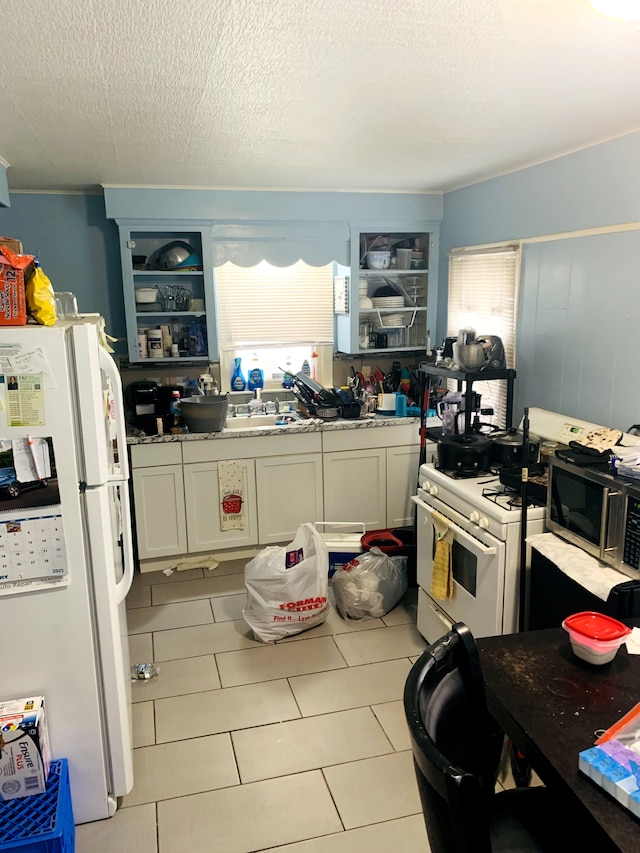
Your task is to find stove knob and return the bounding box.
[429,485,439,496]
[469,511,480,523]
[478,516,490,529]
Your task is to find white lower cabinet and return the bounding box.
[130,424,424,565]
[323,448,386,528]
[183,460,258,552]
[386,444,421,527]
[255,453,324,544]
[131,464,187,559]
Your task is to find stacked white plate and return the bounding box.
[378,313,405,327]
[372,296,405,308]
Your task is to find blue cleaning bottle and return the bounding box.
[231,357,246,391]
[247,353,264,391]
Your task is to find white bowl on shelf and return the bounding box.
[366,251,391,270]
[135,287,159,304]
[359,297,373,309]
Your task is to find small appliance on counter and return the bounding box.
[126,380,158,434]
[437,329,506,372]
[126,380,189,434]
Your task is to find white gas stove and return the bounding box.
[412,407,633,642]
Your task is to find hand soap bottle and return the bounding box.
[231,357,246,391]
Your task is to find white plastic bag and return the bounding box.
[243,523,329,642]
[332,547,407,620]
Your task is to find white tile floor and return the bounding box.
[75,561,529,852]
[74,560,434,852]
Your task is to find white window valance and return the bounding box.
[211,221,350,267]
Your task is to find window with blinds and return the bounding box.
[215,260,334,390]
[447,246,520,427]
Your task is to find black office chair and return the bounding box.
[404,622,580,852]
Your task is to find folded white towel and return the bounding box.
[527,532,629,601]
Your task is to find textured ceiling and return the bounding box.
[1,0,640,192]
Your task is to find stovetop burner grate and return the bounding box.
[435,465,493,480]
[482,485,545,510]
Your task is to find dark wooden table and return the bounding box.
[478,624,640,853]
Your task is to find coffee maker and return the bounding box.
[127,381,159,434]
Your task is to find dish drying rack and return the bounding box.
[369,276,419,329]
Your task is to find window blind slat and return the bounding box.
[216,260,334,346]
[447,248,519,427]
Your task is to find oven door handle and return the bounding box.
[412,496,498,556]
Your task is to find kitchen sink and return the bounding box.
[225,413,303,430]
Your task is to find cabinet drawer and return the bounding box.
[322,423,418,452]
[130,442,182,468]
[182,432,321,463]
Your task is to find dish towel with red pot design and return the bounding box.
[218,460,245,530]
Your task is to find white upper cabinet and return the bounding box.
[117,223,219,364]
[335,227,439,356]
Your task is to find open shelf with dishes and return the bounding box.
[117,223,219,363]
[335,228,438,355]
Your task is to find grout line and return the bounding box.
[319,766,346,832]
[154,801,159,853]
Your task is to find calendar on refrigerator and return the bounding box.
[0,435,68,594]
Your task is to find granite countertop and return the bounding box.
[126,414,429,445]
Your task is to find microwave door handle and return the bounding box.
[413,497,497,555]
[602,489,623,556]
[550,477,566,526]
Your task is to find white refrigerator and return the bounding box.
[0,315,134,823]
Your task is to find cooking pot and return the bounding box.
[490,429,541,467]
[437,434,492,473]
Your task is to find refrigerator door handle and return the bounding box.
[98,346,131,482]
[115,483,135,605]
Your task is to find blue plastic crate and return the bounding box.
[0,759,75,853]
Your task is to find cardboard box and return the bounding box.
[0,696,51,800]
[0,236,23,255]
[0,259,30,325]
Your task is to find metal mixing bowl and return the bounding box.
[180,395,229,433]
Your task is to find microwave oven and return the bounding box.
[546,457,640,579]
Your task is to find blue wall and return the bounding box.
[4,136,640,432]
[440,129,640,429]
[0,193,125,346]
